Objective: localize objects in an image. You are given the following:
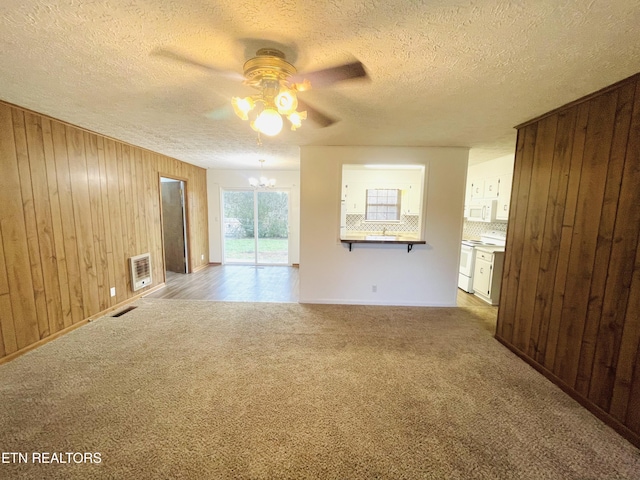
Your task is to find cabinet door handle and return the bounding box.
[480,267,484,274]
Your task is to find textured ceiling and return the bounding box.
[1,0,639,170]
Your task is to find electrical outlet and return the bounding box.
[372,285,377,293]
[110,287,116,297]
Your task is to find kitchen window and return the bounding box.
[365,189,401,221]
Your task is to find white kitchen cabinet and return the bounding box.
[403,184,421,214]
[470,179,483,202]
[483,176,500,199]
[346,182,367,214]
[466,174,511,223]
[473,256,492,296]
[472,248,505,305]
[465,155,515,222]
[495,174,512,221]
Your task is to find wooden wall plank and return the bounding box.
[626,332,640,432]
[577,82,636,399]
[609,225,640,423]
[41,118,72,330]
[133,149,146,256]
[0,106,37,351]
[121,145,137,261]
[0,210,9,297]
[84,131,109,312]
[0,293,12,357]
[499,123,536,349]
[106,140,127,302]
[144,152,161,282]
[129,148,140,255]
[544,102,590,371]
[25,113,65,337]
[193,168,208,267]
[51,121,83,326]
[554,90,618,388]
[588,79,640,410]
[12,109,50,340]
[66,126,100,318]
[531,108,577,364]
[0,227,9,357]
[97,136,116,307]
[513,113,557,356]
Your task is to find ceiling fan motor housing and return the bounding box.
[243,49,297,88]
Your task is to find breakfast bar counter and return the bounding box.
[340,234,426,252]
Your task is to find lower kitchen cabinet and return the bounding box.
[472,248,505,305]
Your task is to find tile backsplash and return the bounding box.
[345,214,419,233]
[463,220,507,240]
[345,215,506,238]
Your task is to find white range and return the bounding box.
[458,231,506,294]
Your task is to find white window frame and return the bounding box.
[365,188,402,222]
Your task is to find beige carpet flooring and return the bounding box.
[0,300,639,479]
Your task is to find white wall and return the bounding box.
[299,146,469,306]
[206,169,301,264]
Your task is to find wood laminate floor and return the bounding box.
[456,288,498,308]
[146,264,497,311]
[146,265,300,302]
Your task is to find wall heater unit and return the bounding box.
[130,253,152,291]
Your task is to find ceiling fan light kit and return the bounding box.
[231,48,308,137]
[252,107,283,136]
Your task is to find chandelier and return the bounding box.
[249,159,276,188]
[231,49,307,137]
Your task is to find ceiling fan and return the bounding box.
[153,47,368,136]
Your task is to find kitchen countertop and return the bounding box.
[340,234,424,243]
[474,245,505,253]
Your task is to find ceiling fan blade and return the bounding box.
[204,104,234,121]
[291,61,368,89]
[297,99,338,128]
[151,48,244,81]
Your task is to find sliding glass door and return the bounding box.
[222,189,289,265]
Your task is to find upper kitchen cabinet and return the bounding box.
[495,173,512,221]
[465,154,515,222]
[470,179,483,202]
[344,181,367,214]
[403,183,421,214]
[483,176,500,199]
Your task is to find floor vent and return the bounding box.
[112,306,137,318]
[130,253,152,291]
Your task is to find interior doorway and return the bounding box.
[222,189,290,265]
[161,177,189,274]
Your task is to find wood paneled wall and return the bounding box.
[496,73,640,447]
[0,101,208,362]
